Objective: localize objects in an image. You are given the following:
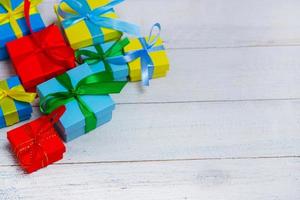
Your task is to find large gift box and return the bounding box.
[0,0,45,60]
[76,38,130,81]
[54,0,140,50]
[7,106,66,173]
[123,29,170,85]
[0,76,36,128]
[6,24,76,92]
[37,63,127,142]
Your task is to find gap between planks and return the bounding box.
[1,155,299,167]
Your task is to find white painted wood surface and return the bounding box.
[1,0,300,199]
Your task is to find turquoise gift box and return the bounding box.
[37,63,116,142]
[78,41,129,81]
[0,0,45,60]
[0,76,33,128]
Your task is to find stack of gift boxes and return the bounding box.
[1,0,170,173]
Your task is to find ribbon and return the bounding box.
[57,0,140,44]
[14,106,66,171]
[76,38,130,76]
[108,23,165,86]
[0,0,41,38]
[0,80,36,126]
[40,71,127,133]
[10,0,75,86]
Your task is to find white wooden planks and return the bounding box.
[1,100,300,165]
[1,158,299,200]
[3,46,300,104]
[38,0,300,49]
[0,0,300,199]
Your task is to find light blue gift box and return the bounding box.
[0,0,45,60]
[0,76,33,128]
[37,63,116,142]
[79,41,129,81]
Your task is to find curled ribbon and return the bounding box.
[14,106,66,171]
[0,80,36,126]
[0,0,41,38]
[40,71,127,133]
[57,0,140,43]
[108,23,165,86]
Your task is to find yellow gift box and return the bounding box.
[124,37,169,82]
[54,0,122,50]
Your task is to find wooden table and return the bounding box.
[1,0,300,199]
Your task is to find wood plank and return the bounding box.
[39,0,300,49]
[3,46,300,103]
[1,158,299,199]
[1,100,300,165]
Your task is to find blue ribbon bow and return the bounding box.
[108,23,165,86]
[57,0,140,43]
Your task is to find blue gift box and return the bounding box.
[79,41,129,81]
[37,63,116,142]
[0,76,33,128]
[0,0,45,60]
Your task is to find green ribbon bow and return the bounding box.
[76,38,130,73]
[40,70,127,133]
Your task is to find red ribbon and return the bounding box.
[18,0,74,69]
[15,106,66,170]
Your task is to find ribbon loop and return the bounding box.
[0,0,42,38]
[58,0,141,39]
[15,106,66,170]
[40,71,127,133]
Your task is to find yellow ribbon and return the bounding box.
[0,0,42,38]
[0,80,36,126]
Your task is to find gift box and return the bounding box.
[124,33,170,85]
[37,63,127,142]
[54,0,140,50]
[6,24,76,92]
[0,0,45,60]
[7,106,66,173]
[0,76,36,128]
[76,38,130,81]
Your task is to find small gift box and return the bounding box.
[54,0,140,50]
[37,63,127,142]
[0,0,45,60]
[76,38,130,81]
[0,76,36,128]
[6,24,76,92]
[7,106,66,173]
[123,24,170,86]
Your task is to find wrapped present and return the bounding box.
[76,38,130,81]
[123,24,169,86]
[0,0,45,60]
[0,76,36,128]
[37,63,127,142]
[7,106,66,173]
[55,0,140,50]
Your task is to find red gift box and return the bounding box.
[6,24,76,92]
[7,106,66,173]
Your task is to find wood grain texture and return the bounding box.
[3,46,300,104]
[1,0,300,199]
[1,100,300,166]
[1,158,299,200]
[40,0,300,49]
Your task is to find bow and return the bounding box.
[57,0,140,42]
[108,23,165,86]
[15,106,66,172]
[0,0,41,38]
[0,80,36,126]
[76,38,129,76]
[40,70,127,133]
